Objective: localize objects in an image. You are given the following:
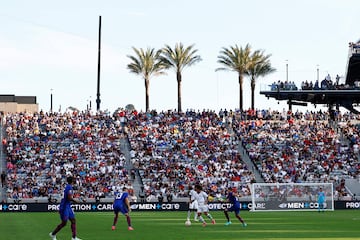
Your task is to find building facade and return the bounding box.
[0,95,38,113]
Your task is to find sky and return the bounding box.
[0,0,359,114]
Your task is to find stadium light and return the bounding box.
[286,60,288,82]
[317,64,319,81]
[50,88,53,112]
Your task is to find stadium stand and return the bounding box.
[232,109,360,199]
[1,109,359,203]
[127,109,254,202]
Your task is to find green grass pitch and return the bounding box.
[0,210,359,240]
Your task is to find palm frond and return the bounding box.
[161,42,202,73]
[127,47,167,79]
[216,44,252,73]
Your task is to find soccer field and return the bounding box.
[0,210,359,240]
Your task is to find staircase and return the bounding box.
[119,136,142,198]
[0,119,6,203]
[236,141,264,183]
[345,179,360,199]
[225,120,264,183]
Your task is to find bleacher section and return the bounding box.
[1,109,360,203]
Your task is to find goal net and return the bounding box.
[251,182,334,211]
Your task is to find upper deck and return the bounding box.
[345,42,360,86]
[259,41,360,113]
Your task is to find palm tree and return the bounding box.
[216,44,252,112]
[127,47,166,112]
[246,50,276,110]
[161,43,202,113]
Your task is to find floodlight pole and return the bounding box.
[286,60,288,82]
[317,64,319,81]
[50,88,53,112]
[96,15,102,111]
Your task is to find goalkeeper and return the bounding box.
[317,187,325,212]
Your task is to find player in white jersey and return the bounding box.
[194,184,216,227]
[187,186,198,221]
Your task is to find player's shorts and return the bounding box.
[227,203,241,215]
[197,204,209,213]
[113,204,129,215]
[318,200,326,208]
[189,200,198,210]
[59,205,75,221]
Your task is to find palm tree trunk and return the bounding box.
[145,78,150,112]
[239,74,244,112]
[251,78,256,110]
[177,71,182,113]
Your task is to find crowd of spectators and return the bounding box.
[1,108,360,203]
[126,109,254,202]
[231,109,360,200]
[269,74,355,91]
[349,41,360,54]
[270,81,298,91]
[301,74,343,90]
[2,111,134,202]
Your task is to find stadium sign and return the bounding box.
[96,204,113,211]
[130,203,181,211]
[0,201,358,212]
[0,204,28,211]
[247,202,266,210]
[207,202,264,210]
[208,203,232,210]
[278,202,326,209]
[345,201,360,209]
[254,201,332,211]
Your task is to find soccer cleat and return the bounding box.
[128,226,134,231]
[242,222,247,227]
[224,221,232,226]
[111,226,116,230]
[71,237,82,240]
[211,219,216,224]
[49,232,57,240]
[202,222,207,227]
[194,217,199,222]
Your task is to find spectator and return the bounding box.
[166,191,173,203]
[1,171,5,188]
[139,187,146,203]
[157,192,164,203]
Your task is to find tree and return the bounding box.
[246,50,276,110]
[216,44,252,112]
[161,43,202,113]
[125,104,135,111]
[127,47,166,112]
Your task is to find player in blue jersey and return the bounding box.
[49,176,82,240]
[317,187,326,212]
[224,187,247,227]
[112,186,134,231]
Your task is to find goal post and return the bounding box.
[250,182,334,211]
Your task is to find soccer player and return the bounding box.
[187,185,198,222]
[194,184,215,227]
[317,187,326,212]
[224,187,247,227]
[112,186,134,231]
[49,176,82,240]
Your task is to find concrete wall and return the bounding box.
[0,102,39,113]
